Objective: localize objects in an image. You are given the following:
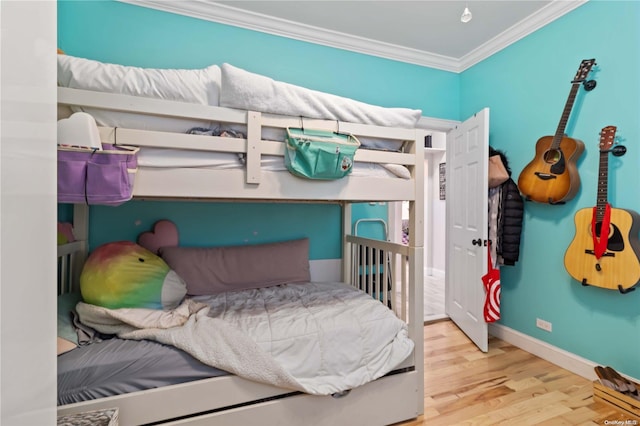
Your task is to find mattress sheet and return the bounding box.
[138,149,408,179]
[57,337,228,405]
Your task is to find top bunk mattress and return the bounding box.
[137,148,411,179]
[57,55,422,152]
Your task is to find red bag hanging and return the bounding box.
[482,244,501,323]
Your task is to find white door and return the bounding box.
[445,108,490,352]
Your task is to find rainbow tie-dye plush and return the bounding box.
[80,241,186,310]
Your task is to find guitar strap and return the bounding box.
[591,203,611,259]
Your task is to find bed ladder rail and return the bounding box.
[345,235,411,322]
[57,240,86,295]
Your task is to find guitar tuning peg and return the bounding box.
[607,145,627,157]
[583,80,597,91]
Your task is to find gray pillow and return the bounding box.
[159,238,311,296]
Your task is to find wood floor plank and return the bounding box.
[392,320,636,425]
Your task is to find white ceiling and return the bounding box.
[122,0,587,72]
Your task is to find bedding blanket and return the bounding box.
[76,282,414,395]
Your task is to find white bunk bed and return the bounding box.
[56,59,428,426]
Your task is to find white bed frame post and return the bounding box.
[410,130,425,416]
[340,130,426,417]
[58,203,88,295]
[342,201,352,282]
[72,204,89,291]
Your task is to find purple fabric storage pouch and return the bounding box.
[57,143,139,206]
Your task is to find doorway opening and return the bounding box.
[393,190,446,323]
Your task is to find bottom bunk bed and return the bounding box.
[56,206,424,426]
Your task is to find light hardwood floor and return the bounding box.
[394,320,635,425]
[423,274,445,322]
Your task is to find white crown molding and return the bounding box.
[117,0,461,71]
[459,0,588,71]
[117,0,587,74]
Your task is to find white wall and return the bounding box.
[0,2,57,424]
[392,145,448,277]
[422,128,448,277]
[425,152,446,276]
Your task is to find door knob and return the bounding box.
[472,238,483,246]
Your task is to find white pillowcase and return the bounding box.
[57,54,221,132]
[380,163,411,179]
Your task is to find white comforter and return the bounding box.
[76,281,414,395]
[220,63,422,129]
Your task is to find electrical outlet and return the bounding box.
[536,318,552,332]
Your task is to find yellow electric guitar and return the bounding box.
[564,126,640,293]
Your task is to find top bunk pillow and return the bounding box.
[57,54,221,132]
[220,63,422,130]
[159,238,311,296]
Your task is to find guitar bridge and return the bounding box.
[534,172,557,180]
[584,250,615,257]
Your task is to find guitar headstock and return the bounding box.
[599,125,617,152]
[573,59,596,83]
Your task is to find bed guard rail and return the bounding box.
[345,235,411,323]
[58,87,421,186]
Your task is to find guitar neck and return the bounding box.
[596,149,609,221]
[551,82,582,149]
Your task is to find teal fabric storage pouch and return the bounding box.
[285,128,360,180]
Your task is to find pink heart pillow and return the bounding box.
[137,220,179,254]
[57,222,76,244]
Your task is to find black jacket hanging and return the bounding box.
[497,178,524,265]
[489,147,524,265]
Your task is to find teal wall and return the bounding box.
[58,0,639,381]
[57,0,458,254]
[88,201,340,259]
[461,1,640,379]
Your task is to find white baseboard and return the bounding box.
[488,323,600,381]
[488,324,638,384]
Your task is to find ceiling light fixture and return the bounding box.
[461,5,472,23]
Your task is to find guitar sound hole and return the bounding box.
[591,222,614,239]
[543,149,562,164]
[591,222,625,252]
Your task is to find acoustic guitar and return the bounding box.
[564,126,640,293]
[518,59,596,204]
